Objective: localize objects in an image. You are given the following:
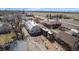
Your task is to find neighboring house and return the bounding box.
[0,24,11,34]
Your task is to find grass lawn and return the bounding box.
[0,32,16,45]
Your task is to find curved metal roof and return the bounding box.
[25,20,39,31]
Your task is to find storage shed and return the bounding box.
[56,32,79,50]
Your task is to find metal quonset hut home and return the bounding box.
[25,20,41,36]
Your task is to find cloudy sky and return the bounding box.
[0,8,79,12]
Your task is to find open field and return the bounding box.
[27,11,79,19]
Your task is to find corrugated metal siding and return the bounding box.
[56,32,79,47]
[25,20,38,31]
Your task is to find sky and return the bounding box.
[0,8,79,12]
